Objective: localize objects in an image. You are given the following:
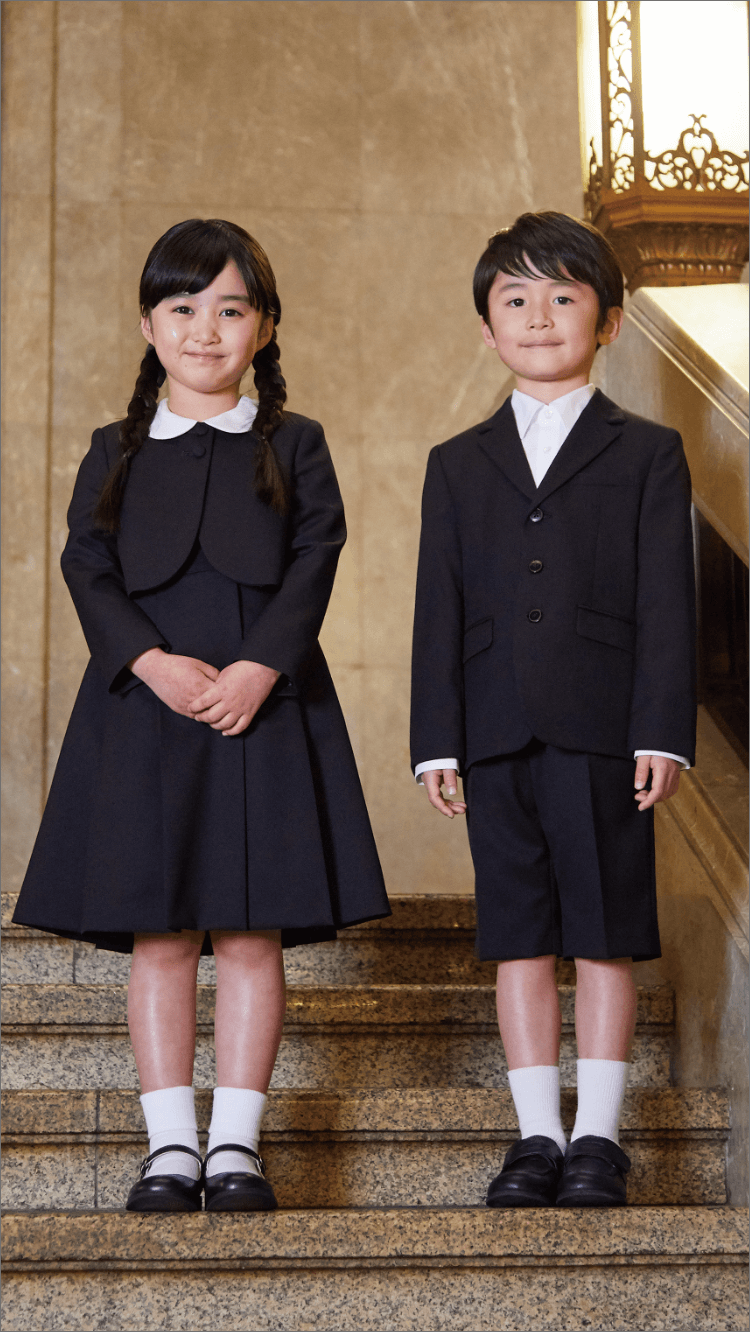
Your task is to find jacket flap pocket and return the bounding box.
[577,606,635,653]
[463,616,493,663]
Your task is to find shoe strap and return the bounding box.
[505,1135,563,1168]
[139,1144,203,1179]
[203,1142,265,1175]
[566,1135,631,1173]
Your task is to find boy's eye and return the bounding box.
[554,296,573,304]
[508,298,525,308]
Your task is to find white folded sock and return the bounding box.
[571,1058,630,1145]
[507,1065,567,1153]
[140,1085,201,1181]
[205,1087,267,1178]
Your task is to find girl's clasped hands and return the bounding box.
[131,646,279,736]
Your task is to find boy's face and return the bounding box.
[481,262,622,400]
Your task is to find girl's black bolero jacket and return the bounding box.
[61,412,346,694]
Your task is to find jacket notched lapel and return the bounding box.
[476,398,536,500]
[532,390,626,508]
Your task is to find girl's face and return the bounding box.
[141,261,273,405]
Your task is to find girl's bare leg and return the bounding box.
[128,931,203,1092]
[496,955,561,1069]
[212,930,286,1091]
[574,958,637,1060]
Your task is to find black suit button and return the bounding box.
[530,508,544,523]
[528,608,542,623]
[191,444,206,458]
[193,423,209,437]
[529,560,543,574]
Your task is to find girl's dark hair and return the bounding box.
[473,211,624,330]
[94,219,288,531]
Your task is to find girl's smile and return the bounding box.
[141,260,272,420]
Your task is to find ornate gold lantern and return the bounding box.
[578,1,749,290]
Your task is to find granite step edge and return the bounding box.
[3,1207,747,1270]
[1,983,675,1029]
[1,1087,729,1140]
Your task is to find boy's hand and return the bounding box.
[634,755,681,810]
[188,660,280,736]
[129,647,219,716]
[423,769,467,818]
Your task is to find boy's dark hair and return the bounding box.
[94,219,288,533]
[473,211,624,329]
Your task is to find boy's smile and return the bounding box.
[481,262,622,403]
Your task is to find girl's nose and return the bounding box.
[192,313,220,344]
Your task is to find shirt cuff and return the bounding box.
[633,750,690,770]
[414,759,459,785]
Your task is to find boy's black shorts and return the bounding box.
[465,739,661,962]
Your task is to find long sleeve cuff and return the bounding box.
[414,758,460,786]
[633,749,690,770]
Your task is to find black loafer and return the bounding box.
[556,1134,631,1207]
[125,1144,203,1212]
[203,1143,278,1212]
[486,1135,564,1208]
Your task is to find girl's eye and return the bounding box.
[220,308,243,317]
[172,305,192,315]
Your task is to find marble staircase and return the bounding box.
[2,896,748,1331]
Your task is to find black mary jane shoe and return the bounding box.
[556,1134,631,1207]
[203,1143,278,1212]
[486,1135,564,1208]
[125,1144,204,1213]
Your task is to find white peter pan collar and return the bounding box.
[148,394,259,439]
[511,383,595,440]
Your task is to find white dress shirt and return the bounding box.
[415,384,688,780]
[149,394,258,438]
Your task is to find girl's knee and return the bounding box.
[211,929,282,966]
[133,931,204,967]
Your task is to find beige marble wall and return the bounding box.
[2,0,582,896]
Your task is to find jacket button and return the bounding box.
[193,423,209,437]
[530,508,544,522]
[191,444,206,458]
[528,608,542,623]
[529,559,543,574]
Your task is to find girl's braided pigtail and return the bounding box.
[251,331,288,516]
[93,344,164,532]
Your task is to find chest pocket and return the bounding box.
[463,616,493,662]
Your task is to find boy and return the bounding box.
[410,212,696,1207]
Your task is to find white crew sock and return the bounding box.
[571,1059,630,1145]
[140,1085,201,1181]
[507,1065,567,1153]
[205,1087,267,1178]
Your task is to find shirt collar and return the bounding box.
[148,394,259,439]
[510,383,595,440]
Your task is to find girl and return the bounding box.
[13,219,390,1213]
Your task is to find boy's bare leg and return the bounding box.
[574,957,637,1061]
[570,957,637,1147]
[494,955,567,1159]
[496,955,561,1067]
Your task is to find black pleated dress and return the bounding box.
[13,411,390,952]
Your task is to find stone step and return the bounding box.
[1,1087,728,1211]
[3,1208,747,1331]
[2,983,673,1090]
[1,892,526,987]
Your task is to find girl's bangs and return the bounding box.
[141,226,263,311]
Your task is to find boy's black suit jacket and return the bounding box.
[62,412,345,694]
[410,389,697,772]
